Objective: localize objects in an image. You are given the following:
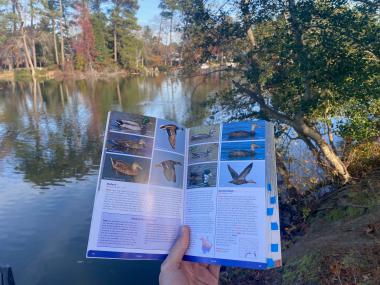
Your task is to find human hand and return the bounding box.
[159,225,220,285]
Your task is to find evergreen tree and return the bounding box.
[109,0,140,67]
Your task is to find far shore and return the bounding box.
[0,67,161,82]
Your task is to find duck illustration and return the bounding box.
[108,138,146,152]
[115,119,142,131]
[228,143,260,158]
[228,123,259,139]
[155,160,182,182]
[200,237,212,254]
[191,148,212,159]
[189,169,213,187]
[227,163,256,185]
[191,126,216,141]
[202,169,213,186]
[160,124,184,149]
[110,158,143,177]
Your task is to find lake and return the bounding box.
[0,75,224,285]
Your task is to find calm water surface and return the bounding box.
[0,75,224,285]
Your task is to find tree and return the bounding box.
[90,12,112,66]
[177,0,380,183]
[12,0,36,77]
[159,0,178,66]
[74,2,97,71]
[109,0,140,65]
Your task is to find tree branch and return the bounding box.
[233,81,295,126]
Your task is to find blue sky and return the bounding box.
[137,0,161,26]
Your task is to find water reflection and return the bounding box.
[0,75,223,188]
[0,75,223,285]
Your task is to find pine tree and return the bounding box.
[110,0,140,67]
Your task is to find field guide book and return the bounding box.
[86,111,281,269]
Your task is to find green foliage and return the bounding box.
[119,34,142,69]
[283,252,322,284]
[337,98,380,142]
[0,0,144,73]
[75,54,86,71]
[90,13,112,65]
[110,0,140,67]
[177,0,379,180]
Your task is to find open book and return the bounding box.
[86,111,281,269]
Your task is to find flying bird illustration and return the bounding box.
[160,124,184,149]
[155,160,182,182]
[227,162,256,185]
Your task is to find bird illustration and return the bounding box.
[191,148,212,159]
[115,119,142,131]
[202,169,213,186]
[110,158,143,177]
[228,123,259,139]
[228,143,261,158]
[200,237,212,254]
[108,138,146,152]
[191,126,216,141]
[189,169,213,187]
[227,163,256,185]
[155,160,182,182]
[160,124,184,149]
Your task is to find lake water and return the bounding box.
[0,75,224,285]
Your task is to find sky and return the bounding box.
[137,0,161,26]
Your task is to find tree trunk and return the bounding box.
[59,0,65,70]
[169,15,173,66]
[113,28,117,63]
[157,16,163,48]
[326,120,337,153]
[116,81,122,106]
[13,0,35,78]
[32,40,37,68]
[7,59,13,71]
[235,83,351,183]
[30,0,37,68]
[294,117,350,182]
[52,18,59,65]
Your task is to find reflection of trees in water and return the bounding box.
[0,76,222,187]
[0,80,105,187]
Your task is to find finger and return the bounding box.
[181,262,197,283]
[209,265,220,279]
[193,263,219,285]
[162,225,190,269]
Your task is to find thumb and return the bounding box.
[162,225,190,269]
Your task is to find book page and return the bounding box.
[87,111,186,260]
[183,121,271,269]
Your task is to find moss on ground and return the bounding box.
[282,252,322,285]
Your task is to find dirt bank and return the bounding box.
[221,169,380,285]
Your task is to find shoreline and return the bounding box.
[0,68,156,82]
